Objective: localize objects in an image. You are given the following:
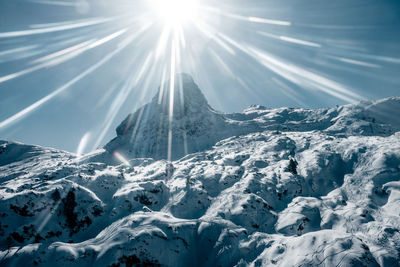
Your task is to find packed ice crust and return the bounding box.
[1,75,399,266]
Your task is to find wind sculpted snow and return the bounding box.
[1,76,400,266]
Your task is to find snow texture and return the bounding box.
[1,74,400,266]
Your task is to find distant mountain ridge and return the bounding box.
[96,73,400,162]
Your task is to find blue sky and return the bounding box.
[0,0,399,153]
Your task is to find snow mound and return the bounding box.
[1,77,400,266]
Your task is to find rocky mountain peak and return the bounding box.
[153,73,211,117]
[104,74,229,160]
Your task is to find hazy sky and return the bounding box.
[0,0,399,153]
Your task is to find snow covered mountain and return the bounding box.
[1,75,400,266]
[94,73,400,163]
[101,73,256,161]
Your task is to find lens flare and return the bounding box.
[0,0,396,157]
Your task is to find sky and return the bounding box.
[0,0,399,154]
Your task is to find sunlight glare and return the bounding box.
[151,0,199,26]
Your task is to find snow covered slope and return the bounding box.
[1,76,400,266]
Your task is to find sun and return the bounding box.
[151,0,200,26]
